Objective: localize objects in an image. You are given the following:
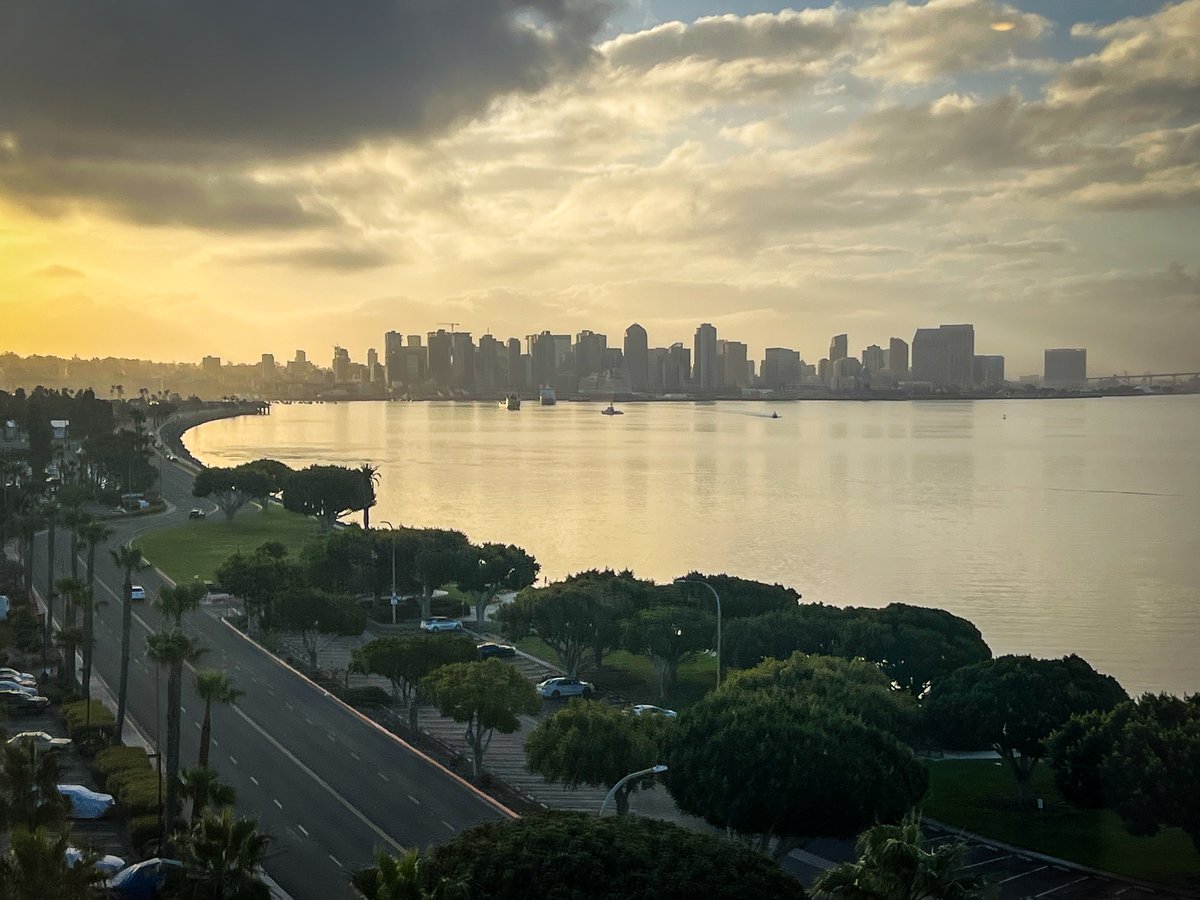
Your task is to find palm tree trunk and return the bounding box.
[23,531,34,594]
[199,701,213,770]
[70,528,79,580]
[83,544,97,700]
[114,571,133,745]
[163,660,182,854]
[45,520,56,664]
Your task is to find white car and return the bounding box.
[420,617,463,633]
[130,585,147,602]
[8,731,72,752]
[536,676,594,699]
[632,705,678,718]
[0,667,37,687]
[58,784,116,819]
[66,848,125,875]
[0,680,38,697]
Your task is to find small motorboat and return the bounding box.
[601,403,623,416]
[771,412,780,419]
[501,393,521,410]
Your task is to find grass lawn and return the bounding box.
[511,636,717,710]
[925,759,1200,884]
[136,507,321,584]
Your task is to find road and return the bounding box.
[31,457,509,900]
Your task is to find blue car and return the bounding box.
[107,858,183,899]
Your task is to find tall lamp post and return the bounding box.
[674,577,722,688]
[380,520,398,625]
[599,764,668,817]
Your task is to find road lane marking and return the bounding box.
[350,752,360,761]
[1000,865,1048,884]
[442,820,456,832]
[193,721,200,730]
[230,755,238,765]
[250,776,259,786]
[297,825,309,837]
[231,704,405,854]
[273,799,283,810]
[377,772,389,781]
[328,855,343,869]
[408,794,420,806]
[327,733,336,742]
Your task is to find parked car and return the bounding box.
[107,858,185,899]
[66,847,125,875]
[0,594,9,621]
[477,642,517,660]
[420,617,463,633]
[8,731,72,752]
[536,676,594,699]
[0,667,37,686]
[0,679,39,697]
[130,585,146,602]
[632,705,678,718]
[188,508,206,519]
[58,784,116,819]
[0,690,50,714]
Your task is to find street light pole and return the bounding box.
[381,520,398,625]
[599,764,668,817]
[674,577,722,688]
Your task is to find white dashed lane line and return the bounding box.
[328,855,343,869]
[273,799,283,810]
[297,825,309,837]
[230,756,238,766]
[408,795,420,806]
[377,772,389,782]
[250,776,259,786]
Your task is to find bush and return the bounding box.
[95,746,153,785]
[336,685,391,709]
[129,814,161,852]
[62,699,115,747]
[114,772,163,817]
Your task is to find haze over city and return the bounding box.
[3,0,1198,374]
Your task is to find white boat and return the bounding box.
[539,385,557,406]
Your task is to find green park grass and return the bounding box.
[135,507,320,585]
[924,759,1200,884]
[512,635,717,710]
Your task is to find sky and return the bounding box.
[1,0,1197,376]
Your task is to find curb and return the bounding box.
[218,617,518,821]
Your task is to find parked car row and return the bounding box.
[0,688,50,715]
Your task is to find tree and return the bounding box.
[215,546,305,630]
[925,654,1127,806]
[667,690,927,858]
[456,542,539,626]
[722,604,849,669]
[193,465,271,522]
[812,815,989,900]
[148,628,206,853]
[0,744,68,832]
[110,544,150,745]
[350,634,477,732]
[422,660,540,779]
[195,670,243,772]
[273,587,366,669]
[423,811,808,900]
[179,809,271,900]
[560,569,653,669]
[180,766,237,827]
[1049,693,1200,853]
[358,463,380,529]
[78,519,112,700]
[53,576,88,688]
[240,459,293,511]
[623,605,715,699]
[405,528,473,621]
[495,584,618,677]
[0,827,104,900]
[675,572,801,619]
[525,701,671,814]
[157,580,206,628]
[838,604,992,699]
[354,849,468,900]
[282,464,369,529]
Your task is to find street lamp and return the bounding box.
[674,577,722,688]
[380,520,398,625]
[599,764,667,817]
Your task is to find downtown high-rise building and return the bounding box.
[624,324,649,392]
[574,330,607,379]
[911,324,974,389]
[862,344,886,373]
[973,355,1005,388]
[717,340,749,388]
[693,323,718,390]
[762,348,802,389]
[829,333,848,363]
[888,337,909,378]
[384,331,405,385]
[427,330,453,385]
[1044,349,1087,387]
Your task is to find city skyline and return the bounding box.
[2,1,1198,375]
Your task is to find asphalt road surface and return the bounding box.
[31,457,509,900]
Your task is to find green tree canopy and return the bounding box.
[525,701,672,814]
[722,604,851,669]
[282,464,369,528]
[456,542,540,625]
[495,583,620,677]
[423,811,807,900]
[925,654,1127,805]
[193,464,271,522]
[0,827,105,900]
[667,690,927,858]
[351,633,478,732]
[622,605,715,699]
[675,572,801,619]
[423,660,540,779]
[1048,693,1200,853]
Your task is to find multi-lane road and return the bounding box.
[31,457,510,900]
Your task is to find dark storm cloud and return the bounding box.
[0,0,611,160]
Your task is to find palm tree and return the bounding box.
[157,581,205,629]
[53,576,87,688]
[359,463,380,529]
[195,670,242,771]
[110,544,150,745]
[78,519,113,700]
[179,766,237,826]
[356,849,468,900]
[148,628,205,855]
[0,744,68,832]
[811,815,991,900]
[40,499,60,666]
[0,827,104,900]
[181,808,271,900]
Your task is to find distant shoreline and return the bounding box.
[160,403,266,468]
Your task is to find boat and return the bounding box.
[539,385,557,406]
[771,412,780,419]
[501,393,521,410]
[601,402,623,416]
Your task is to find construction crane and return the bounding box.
[438,321,460,333]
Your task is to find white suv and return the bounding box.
[420,617,463,633]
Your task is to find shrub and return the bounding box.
[336,685,391,709]
[95,746,153,785]
[62,699,115,747]
[113,772,163,816]
[129,814,161,852]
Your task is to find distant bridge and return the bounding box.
[1083,372,1200,384]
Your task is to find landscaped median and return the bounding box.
[924,759,1200,884]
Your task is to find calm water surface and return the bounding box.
[185,396,1200,696]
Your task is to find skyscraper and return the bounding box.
[574,330,607,379]
[624,324,649,392]
[973,355,1005,387]
[693,323,718,390]
[385,331,405,386]
[762,348,801,389]
[829,334,848,362]
[449,332,475,391]
[888,337,909,378]
[1044,349,1087,387]
[718,340,749,388]
[426,330,452,385]
[911,324,974,389]
[332,346,351,383]
[862,344,885,373]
